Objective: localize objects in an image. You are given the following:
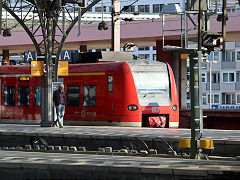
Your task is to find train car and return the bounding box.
[0,59,179,128]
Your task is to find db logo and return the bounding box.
[152,107,159,113]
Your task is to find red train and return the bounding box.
[0,59,179,128]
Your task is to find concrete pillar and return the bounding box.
[172,51,180,93]
[111,0,120,51]
[156,40,181,98]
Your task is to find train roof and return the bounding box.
[127,59,167,66]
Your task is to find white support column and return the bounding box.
[111,0,120,51]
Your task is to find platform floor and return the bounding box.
[0,124,240,143]
[0,150,240,179]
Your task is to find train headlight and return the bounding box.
[128,104,138,111]
[172,105,178,111]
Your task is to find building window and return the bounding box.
[208,94,220,104]
[214,52,220,61]
[153,4,160,13]
[237,94,240,104]
[222,93,236,105]
[223,72,235,82]
[67,86,80,106]
[87,7,92,12]
[224,51,235,62]
[153,46,156,50]
[207,72,220,83]
[237,51,240,61]
[83,85,96,107]
[138,46,150,51]
[153,54,157,61]
[237,72,240,82]
[138,5,149,13]
[108,75,113,92]
[145,54,150,59]
[202,73,206,83]
[139,54,144,59]
[236,42,240,47]
[226,7,235,12]
[34,86,41,106]
[138,5,144,12]
[160,4,164,11]
[139,54,150,59]
[18,86,29,106]
[208,52,214,61]
[124,5,135,12]
[95,6,106,12]
[212,73,220,83]
[4,86,15,106]
[202,93,207,105]
[214,94,220,104]
[207,51,220,61]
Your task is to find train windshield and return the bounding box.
[131,70,171,106]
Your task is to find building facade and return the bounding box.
[200,41,240,110]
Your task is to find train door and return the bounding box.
[105,72,115,122]
[65,84,81,122]
[2,78,18,121]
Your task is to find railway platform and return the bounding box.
[0,124,240,157]
[0,150,240,180]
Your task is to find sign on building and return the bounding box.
[58,61,69,76]
[61,50,72,62]
[212,105,240,110]
[31,61,44,76]
[24,51,36,64]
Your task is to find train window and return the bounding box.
[67,86,80,106]
[83,85,96,107]
[34,86,41,106]
[18,86,29,106]
[4,86,15,106]
[108,75,113,92]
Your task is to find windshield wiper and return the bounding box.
[143,93,155,98]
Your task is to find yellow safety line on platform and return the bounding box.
[69,72,105,76]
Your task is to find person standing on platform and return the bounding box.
[53,84,65,128]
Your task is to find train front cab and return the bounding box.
[104,62,142,127]
[128,60,179,128]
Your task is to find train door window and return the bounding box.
[4,86,15,106]
[67,85,80,106]
[108,75,113,92]
[18,86,29,106]
[83,85,96,107]
[34,86,41,106]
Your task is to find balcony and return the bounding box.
[206,83,220,90]
[235,82,240,90]
[221,83,236,92]
[221,62,236,69]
